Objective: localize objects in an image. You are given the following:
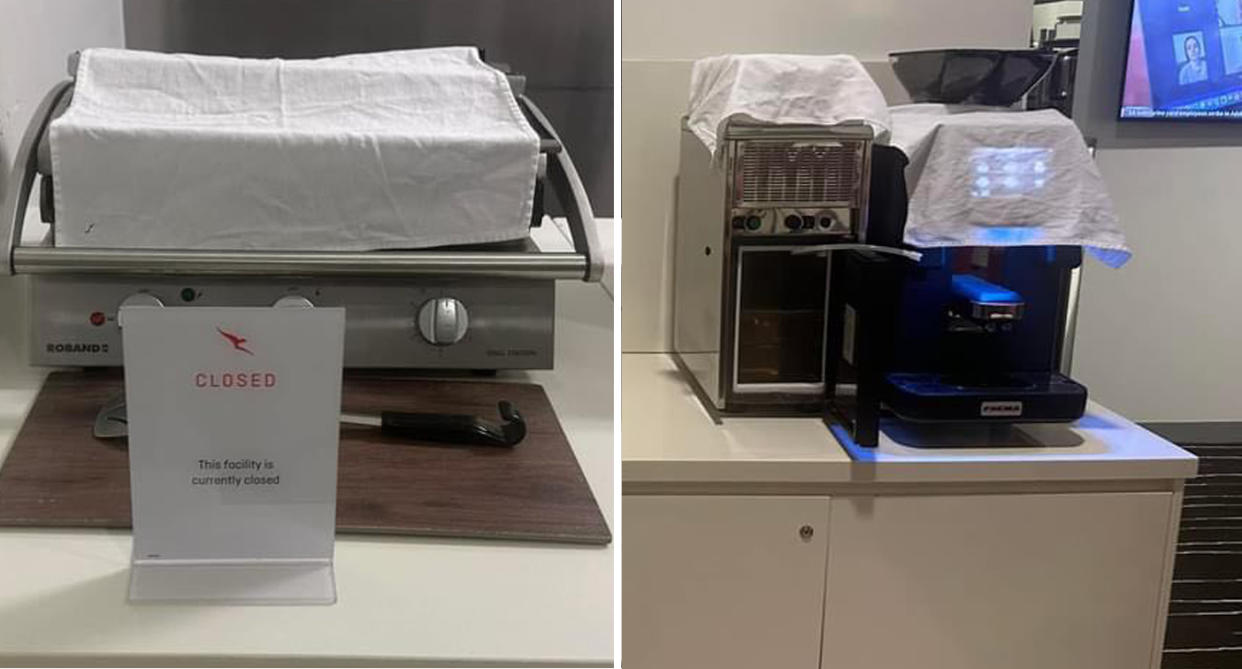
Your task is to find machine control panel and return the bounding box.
[417,297,469,345]
[730,208,852,236]
[30,277,553,369]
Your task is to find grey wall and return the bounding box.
[122,0,613,217]
[1068,0,1242,421]
[0,0,125,378]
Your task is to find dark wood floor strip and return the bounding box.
[1165,444,1242,665]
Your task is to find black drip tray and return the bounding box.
[883,371,1087,423]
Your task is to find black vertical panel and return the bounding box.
[122,0,614,216]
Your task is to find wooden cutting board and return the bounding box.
[0,370,611,545]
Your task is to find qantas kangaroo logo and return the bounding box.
[216,327,254,356]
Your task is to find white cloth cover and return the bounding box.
[888,104,1130,268]
[50,47,540,250]
[686,54,891,163]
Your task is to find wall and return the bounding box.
[1069,0,1242,421]
[1074,148,1242,421]
[0,1,125,379]
[123,0,614,217]
[620,0,1035,351]
[1034,1,1083,40]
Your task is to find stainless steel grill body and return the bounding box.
[672,119,873,414]
[1,68,603,371]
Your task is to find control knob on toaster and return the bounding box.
[116,292,164,327]
[272,295,314,309]
[417,297,469,346]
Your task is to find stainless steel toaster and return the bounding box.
[671,118,875,416]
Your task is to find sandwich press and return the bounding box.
[92,394,526,447]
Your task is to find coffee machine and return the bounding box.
[825,241,1087,447]
[826,49,1094,447]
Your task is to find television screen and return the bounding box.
[1120,0,1242,119]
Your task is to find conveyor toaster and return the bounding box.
[672,118,919,415]
[1,53,602,370]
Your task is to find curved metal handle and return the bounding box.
[516,94,604,283]
[11,246,586,279]
[2,80,72,275]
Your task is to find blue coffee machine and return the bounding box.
[825,49,1088,447]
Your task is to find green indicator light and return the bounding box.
[180,288,196,302]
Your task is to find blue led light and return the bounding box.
[975,225,1039,244]
[951,274,1023,304]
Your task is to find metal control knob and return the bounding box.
[273,295,314,309]
[417,297,469,346]
[117,293,164,328]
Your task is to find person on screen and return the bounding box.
[1180,35,1209,84]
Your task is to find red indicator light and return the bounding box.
[89,311,106,326]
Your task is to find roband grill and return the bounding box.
[1,54,602,370]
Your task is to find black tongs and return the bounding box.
[93,396,526,448]
[341,401,526,447]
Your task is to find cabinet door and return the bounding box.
[820,492,1175,669]
[623,495,831,669]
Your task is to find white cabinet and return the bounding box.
[623,491,1179,669]
[820,492,1176,669]
[622,495,831,669]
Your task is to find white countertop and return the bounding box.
[622,353,1197,486]
[0,244,614,665]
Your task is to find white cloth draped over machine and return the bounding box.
[685,53,892,162]
[889,104,1130,268]
[49,47,541,251]
[681,53,1129,267]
